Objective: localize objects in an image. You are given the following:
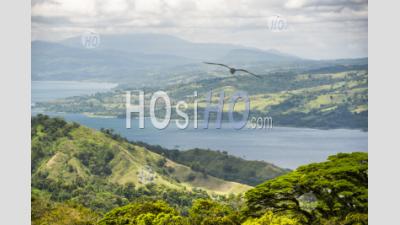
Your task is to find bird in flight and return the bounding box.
[203,62,261,79]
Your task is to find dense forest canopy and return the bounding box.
[245,152,368,224]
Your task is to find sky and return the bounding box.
[32,0,368,60]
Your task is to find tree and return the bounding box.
[189,199,239,225]
[32,190,99,225]
[98,200,186,225]
[244,153,368,224]
[242,211,300,225]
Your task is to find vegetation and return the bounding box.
[244,152,368,224]
[98,200,187,225]
[188,199,241,225]
[35,69,367,129]
[242,211,300,225]
[31,115,249,213]
[32,189,100,225]
[31,115,368,224]
[129,141,289,186]
[96,128,289,186]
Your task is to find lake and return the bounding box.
[32,81,117,103]
[32,81,368,169]
[32,112,367,169]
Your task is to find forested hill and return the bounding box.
[128,140,290,186]
[31,114,251,212]
[36,67,368,130]
[32,123,368,225]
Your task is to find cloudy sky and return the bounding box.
[32,0,368,59]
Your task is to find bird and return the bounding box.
[203,62,261,79]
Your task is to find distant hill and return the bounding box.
[32,40,195,83]
[36,66,368,129]
[32,33,307,84]
[32,33,368,89]
[61,33,249,60]
[220,48,300,64]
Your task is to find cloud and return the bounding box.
[285,0,367,11]
[31,0,367,59]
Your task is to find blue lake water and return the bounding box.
[32,112,367,169]
[32,81,117,103]
[32,81,368,169]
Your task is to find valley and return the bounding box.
[31,33,369,225]
[32,33,368,130]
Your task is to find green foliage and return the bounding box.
[31,114,79,170]
[188,199,240,225]
[33,165,210,213]
[242,211,300,225]
[244,152,368,224]
[129,142,289,186]
[98,200,187,225]
[35,68,368,129]
[32,189,100,225]
[98,129,288,186]
[75,143,114,177]
[31,116,368,225]
[268,105,368,131]
[31,115,215,214]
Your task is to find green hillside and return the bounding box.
[35,68,367,129]
[130,141,290,186]
[32,114,251,213]
[32,149,368,224]
[32,189,101,225]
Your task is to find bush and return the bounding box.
[98,200,186,225]
[242,211,300,225]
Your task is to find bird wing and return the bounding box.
[235,69,262,79]
[203,62,232,69]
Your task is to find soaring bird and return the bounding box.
[203,62,261,79]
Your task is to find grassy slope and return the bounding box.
[35,69,367,129]
[32,120,250,195]
[173,149,290,186]
[134,144,290,186]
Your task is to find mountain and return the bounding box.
[30,115,367,224]
[32,151,368,225]
[219,48,300,64]
[62,33,249,60]
[31,114,251,212]
[62,33,300,62]
[132,142,290,186]
[32,33,305,84]
[32,40,195,83]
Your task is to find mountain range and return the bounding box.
[32,33,308,85]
